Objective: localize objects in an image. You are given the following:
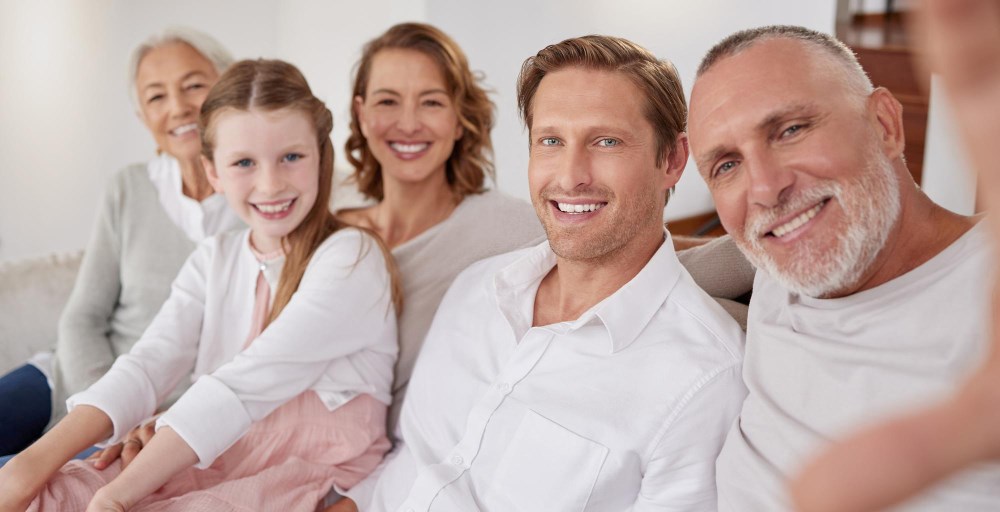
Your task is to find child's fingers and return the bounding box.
[119,439,143,469]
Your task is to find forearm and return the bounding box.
[95,427,197,508]
[0,405,112,505]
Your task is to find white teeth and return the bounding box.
[171,123,198,136]
[557,202,605,214]
[771,201,824,238]
[255,199,293,214]
[390,142,429,153]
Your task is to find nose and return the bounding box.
[395,102,421,134]
[745,150,795,208]
[167,89,196,119]
[555,144,594,192]
[255,163,285,195]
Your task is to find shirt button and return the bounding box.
[451,455,464,466]
[259,263,266,272]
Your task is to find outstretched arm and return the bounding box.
[791,0,1000,510]
[86,427,197,512]
[0,405,113,511]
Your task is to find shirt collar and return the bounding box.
[494,229,683,353]
[243,231,285,292]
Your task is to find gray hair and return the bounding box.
[127,27,233,112]
[697,25,873,97]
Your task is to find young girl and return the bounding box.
[0,59,400,511]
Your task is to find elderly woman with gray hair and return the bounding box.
[0,27,242,461]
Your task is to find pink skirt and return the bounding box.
[28,392,389,512]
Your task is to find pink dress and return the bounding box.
[29,246,391,511]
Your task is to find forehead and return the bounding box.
[689,39,852,145]
[136,42,215,85]
[531,67,649,134]
[367,48,448,92]
[212,108,316,149]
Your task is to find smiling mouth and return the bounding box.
[170,123,198,137]
[767,199,828,238]
[554,201,607,214]
[253,198,295,214]
[390,142,430,154]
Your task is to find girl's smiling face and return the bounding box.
[204,108,320,253]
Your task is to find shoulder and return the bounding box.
[308,226,390,275]
[447,190,545,248]
[440,243,539,304]
[660,267,747,364]
[108,162,155,191]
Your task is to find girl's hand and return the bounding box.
[86,488,128,512]
[0,454,48,511]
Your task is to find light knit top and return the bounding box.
[49,162,242,427]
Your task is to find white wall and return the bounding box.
[922,76,978,215]
[0,0,856,260]
[427,0,837,222]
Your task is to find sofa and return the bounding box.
[0,252,82,375]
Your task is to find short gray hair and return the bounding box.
[697,25,873,97]
[127,27,233,112]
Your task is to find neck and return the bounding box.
[835,184,977,297]
[178,156,213,201]
[533,224,665,326]
[371,172,459,248]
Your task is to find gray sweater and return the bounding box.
[50,165,201,427]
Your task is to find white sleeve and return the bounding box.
[67,240,210,445]
[158,229,398,468]
[630,363,747,511]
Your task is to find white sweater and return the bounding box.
[69,228,397,468]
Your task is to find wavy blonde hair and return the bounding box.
[346,22,495,201]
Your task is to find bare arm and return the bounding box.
[87,427,198,511]
[0,405,113,510]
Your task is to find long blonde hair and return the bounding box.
[200,59,401,324]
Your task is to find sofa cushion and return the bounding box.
[0,252,82,375]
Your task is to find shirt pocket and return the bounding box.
[484,409,609,512]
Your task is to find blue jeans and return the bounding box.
[0,364,51,457]
[0,445,100,468]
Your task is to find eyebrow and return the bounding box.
[140,70,211,93]
[369,88,449,97]
[695,103,821,171]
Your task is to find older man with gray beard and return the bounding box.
[687,25,999,511]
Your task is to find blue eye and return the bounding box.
[597,138,619,148]
[714,160,737,177]
[234,158,253,168]
[781,124,806,138]
[283,153,303,163]
[539,137,559,146]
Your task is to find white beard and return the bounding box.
[737,148,902,298]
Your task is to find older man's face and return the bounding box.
[527,67,683,264]
[688,38,902,298]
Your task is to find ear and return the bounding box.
[454,119,464,141]
[660,133,689,190]
[202,155,224,194]
[354,96,369,138]
[868,87,906,160]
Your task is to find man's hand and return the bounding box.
[791,0,1000,510]
[88,421,156,470]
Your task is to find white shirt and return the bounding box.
[354,234,746,511]
[69,228,397,468]
[717,221,1000,511]
[147,153,243,242]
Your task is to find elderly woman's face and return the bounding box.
[135,42,219,162]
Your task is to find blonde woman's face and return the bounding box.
[135,42,219,162]
[355,49,463,191]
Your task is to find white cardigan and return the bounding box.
[69,228,397,468]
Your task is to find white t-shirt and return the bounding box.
[717,221,1000,511]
